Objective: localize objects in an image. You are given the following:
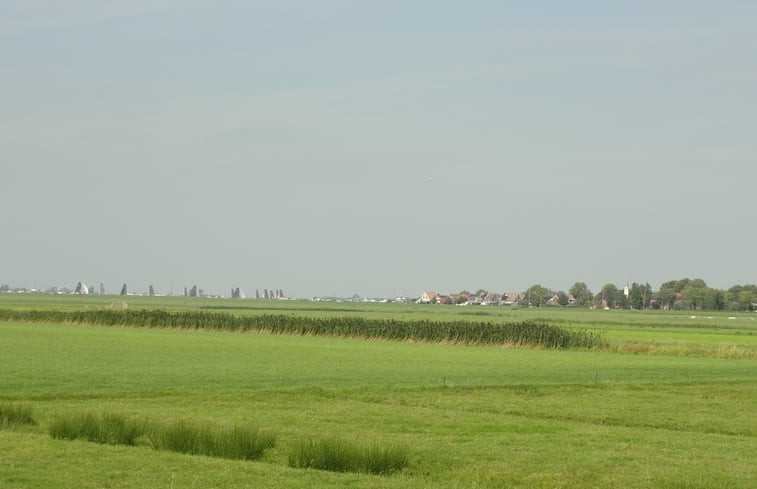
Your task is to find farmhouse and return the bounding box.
[501,292,526,306]
[417,291,438,304]
[546,293,576,306]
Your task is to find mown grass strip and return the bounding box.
[288,437,409,475]
[0,309,605,349]
[0,401,36,426]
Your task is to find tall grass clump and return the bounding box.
[48,412,144,445]
[148,420,275,460]
[0,401,36,426]
[288,437,409,475]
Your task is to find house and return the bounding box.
[546,293,576,306]
[481,291,502,305]
[417,291,438,304]
[451,293,470,304]
[501,292,525,306]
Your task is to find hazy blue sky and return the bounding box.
[2,1,756,298]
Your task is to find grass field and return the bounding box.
[3,293,756,356]
[1,295,756,488]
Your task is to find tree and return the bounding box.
[653,283,677,310]
[629,282,653,310]
[739,290,756,311]
[595,283,618,308]
[475,289,488,298]
[726,285,757,311]
[525,284,552,307]
[616,291,629,309]
[678,278,725,311]
[569,282,593,307]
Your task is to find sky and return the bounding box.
[2,1,756,298]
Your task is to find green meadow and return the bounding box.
[1,295,756,488]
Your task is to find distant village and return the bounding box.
[0,282,288,301]
[2,278,756,311]
[0,282,601,308]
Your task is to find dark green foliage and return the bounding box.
[148,420,275,460]
[48,412,144,445]
[288,437,409,475]
[0,309,605,349]
[0,401,36,426]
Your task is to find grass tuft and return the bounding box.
[288,436,409,475]
[0,401,36,426]
[48,411,144,445]
[148,419,275,460]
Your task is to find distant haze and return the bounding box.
[2,1,756,298]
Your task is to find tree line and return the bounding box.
[520,279,757,311]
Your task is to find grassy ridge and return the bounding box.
[0,308,605,349]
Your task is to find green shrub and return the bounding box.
[48,412,144,445]
[0,401,36,426]
[288,437,409,475]
[148,420,275,460]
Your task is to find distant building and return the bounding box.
[501,292,525,306]
[417,291,438,304]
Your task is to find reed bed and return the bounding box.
[0,401,36,426]
[288,437,409,475]
[0,309,604,349]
